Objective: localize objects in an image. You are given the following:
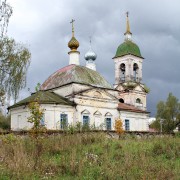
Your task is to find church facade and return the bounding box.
[9,15,150,131]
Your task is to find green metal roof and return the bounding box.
[9,91,75,109]
[114,40,143,58]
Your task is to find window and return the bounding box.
[125,119,130,131]
[83,115,89,126]
[106,118,111,130]
[94,111,102,129]
[120,63,125,82]
[119,98,124,103]
[17,115,21,129]
[60,114,68,129]
[136,98,141,104]
[40,114,45,126]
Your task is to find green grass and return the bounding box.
[0,133,179,179]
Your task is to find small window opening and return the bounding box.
[119,98,124,103]
[136,98,141,104]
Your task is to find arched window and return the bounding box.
[94,111,102,129]
[81,110,90,127]
[105,112,112,130]
[119,98,124,103]
[120,63,125,82]
[133,63,139,82]
[136,98,141,104]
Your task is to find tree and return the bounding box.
[0,0,13,39]
[27,88,46,170]
[151,93,180,133]
[115,118,124,138]
[28,101,44,131]
[0,37,31,102]
[0,1,31,105]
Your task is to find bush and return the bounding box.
[0,113,10,130]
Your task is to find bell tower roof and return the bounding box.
[113,12,143,59]
[113,40,143,59]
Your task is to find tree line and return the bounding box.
[150,93,180,133]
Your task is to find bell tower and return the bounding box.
[113,13,149,110]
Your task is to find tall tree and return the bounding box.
[0,0,13,39]
[151,93,180,133]
[0,0,31,105]
[0,37,30,102]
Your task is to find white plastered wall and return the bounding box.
[73,94,119,130]
[53,83,94,97]
[114,55,143,85]
[119,90,147,110]
[10,104,75,130]
[120,110,149,131]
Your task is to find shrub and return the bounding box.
[115,118,124,138]
[0,113,10,130]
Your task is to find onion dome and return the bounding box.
[68,37,79,50]
[85,48,97,61]
[84,38,97,61]
[68,19,79,51]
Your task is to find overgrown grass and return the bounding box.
[0,133,179,179]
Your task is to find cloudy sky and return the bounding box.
[7,0,180,116]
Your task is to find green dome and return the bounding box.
[41,64,112,90]
[114,40,143,58]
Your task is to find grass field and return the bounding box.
[0,133,179,179]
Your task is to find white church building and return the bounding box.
[9,15,150,131]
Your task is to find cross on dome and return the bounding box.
[124,11,132,40]
[68,19,79,51]
[70,19,75,37]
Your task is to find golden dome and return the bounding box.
[68,36,79,50]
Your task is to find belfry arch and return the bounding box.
[133,63,139,82]
[120,63,126,82]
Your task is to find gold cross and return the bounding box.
[70,19,75,25]
[70,19,75,36]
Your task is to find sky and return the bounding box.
[7,0,180,116]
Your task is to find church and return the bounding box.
[9,14,150,131]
